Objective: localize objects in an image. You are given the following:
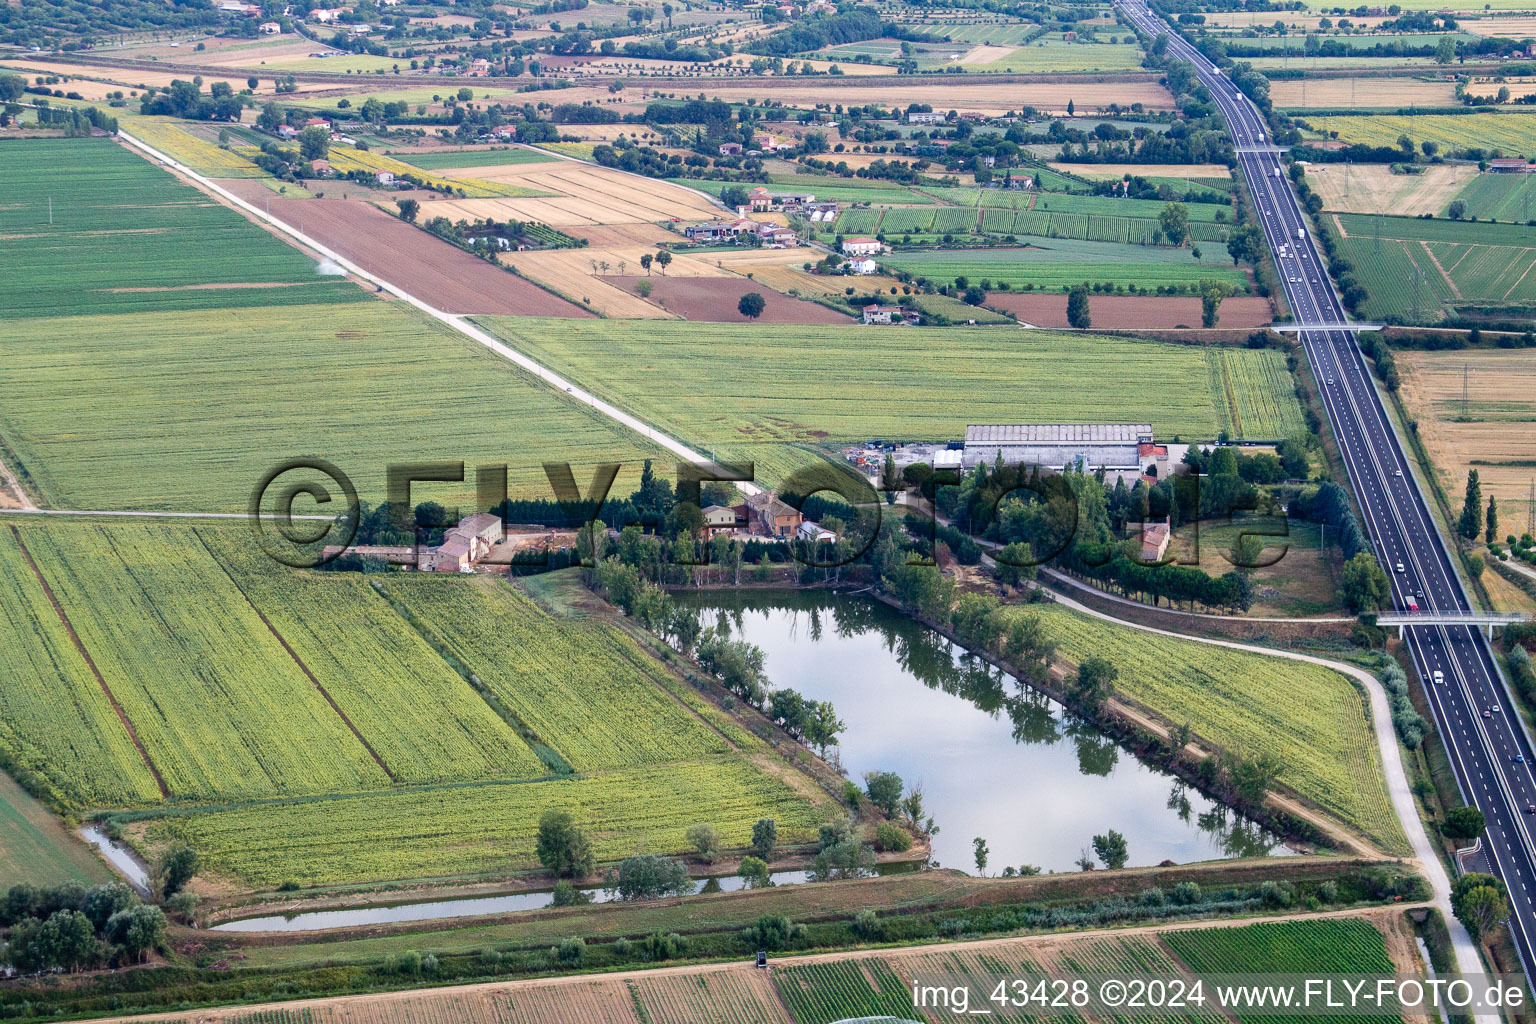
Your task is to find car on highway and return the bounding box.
[1433,670,1444,685]
[1516,754,1526,765]
[1396,561,1405,573]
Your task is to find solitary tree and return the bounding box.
[1066,284,1091,329]
[1073,656,1117,707]
[1487,496,1499,544]
[1447,199,1467,221]
[1199,277,1235,328]
[738,291,766,319]
[1092,829,1129,869]
[536,810,595,878]
[656,249,673,275]
[298,124,329,162]
[640,253,654,275]
[973,836,990,876]
[1158,202,1190,247]
[865,770,904,816]
[751,818,778,861]
[157,844,200,899]
[1458,469,1483,540]
[395,198,419,222]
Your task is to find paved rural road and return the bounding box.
[115,130,764,501]
[1119,0,1533,987]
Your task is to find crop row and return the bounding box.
[775,960,918,1024]
[324,145,546,198]
[632,971,790,1024]
[1309,112,1536,158]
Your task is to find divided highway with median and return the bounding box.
[1117,0,1536,975]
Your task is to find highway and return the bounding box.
[1117,0,1536,976]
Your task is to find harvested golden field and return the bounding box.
[1464,15,1536,34]
[701,78,1174,114]
[505,245,734,318]
[1304,162,1477,215]
[961,43,1020,64]
[1274,76,1457,107]
[1397,347,1536,541]
[1050,161,1231,179]
[563,222,681,246]
[424,163,721,225]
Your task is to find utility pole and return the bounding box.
[1528,478,1534,540]
[1462,362,1470,420]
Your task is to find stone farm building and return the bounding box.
[962,424,1170,483]
[746,491,802,538]
[429,512,505,573]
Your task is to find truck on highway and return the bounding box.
[1272,166,1281,178]
[1296,227,1305,241]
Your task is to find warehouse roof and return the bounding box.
[964,424,1153,445]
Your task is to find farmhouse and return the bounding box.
[686,220,746,243]
[746,491,802,538]
[797,520,837,544]
[751,132,789,152]
[429,512,505,573]
[862,304,907,324]
[259,20,281,33]
[841,236,882,256]
[701,504,744,536]
[907,112,946,125]
[1487,157,1533,173]
[718,142,743,156]
[848,258,877,274]
[1133,517,1173,562]
[961,424,1170,482]
[375,171,396,185]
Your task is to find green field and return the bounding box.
[0,521,833,886]
[386,574,733,772]
[840,193,1233,245]
[1310,112,1536,158]
[474,319,1306,486]
[884,240,1250,293]
[972,38,1145,73]
[1444,170,1536,222]
[0,137,363,318]
[0,301,661,512]
[144,753,829,887]
[1025,604,1407,853]
[0,771,114,888]
[1166,920,1400,1024]
[268,54,405,73]
[1330,211,1536,321]
[386,146,560,170]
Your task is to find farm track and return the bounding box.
[191,529,400,783]
[7,524,168,798]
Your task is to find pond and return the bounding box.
[676,589,1290,875]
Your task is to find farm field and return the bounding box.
[883,241,1250,293]
[12,520,389,804]
[1302,162,1477,216]
[1222,31,1472,51]
[0,137,365,319]
[1245,54,1435,69]
[418,162,721,226]
[603,274,853,323]
[1397,347,1536,541]
[476,318,1308,486]
[1049,162,1231,181]
[139,752,831,887]
[0,301,657,512]
[316,145,548,199]
[986,292,1273,330]
[680,176,929,207]
[1308,112,1536,158]
[384,574,733,773]
[205,536,550,785]
[1021,604,1407,853]
[253,196,589,317]
[0,770,114,888]
[966,39,1144,73]
[386,147,561,170]
[1328,212,1536,320]
[1175,519,1341,617]
[834,193,1232,246]
[1444,170,1536,221]
[1272,76,1458,108]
